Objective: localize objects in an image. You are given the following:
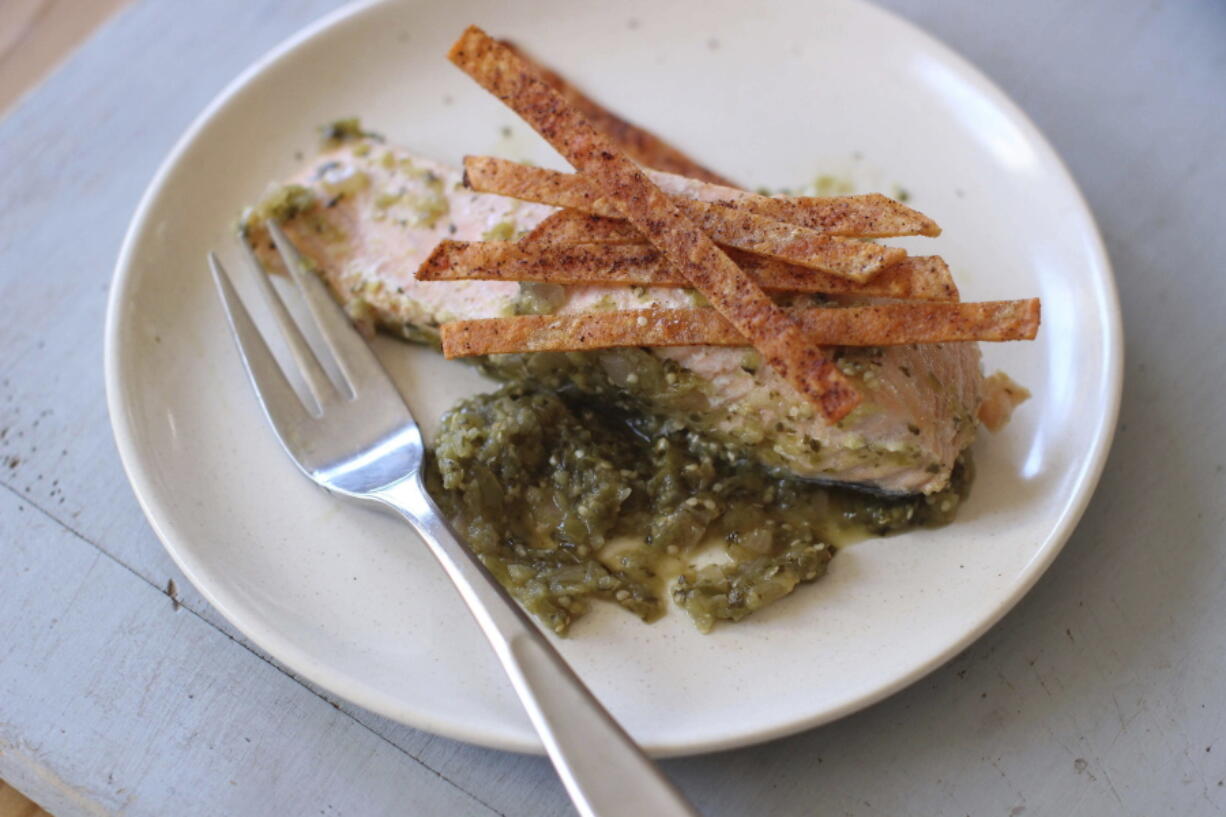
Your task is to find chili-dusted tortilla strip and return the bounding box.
[466,155,939,238]
[730,251,958,301]
[465,155,902,281]
[643,167,941,237]
[520,210,641,246]
[440,300,1041,358]
[420,239,960,301]
[499,39,737,187]
[449,26,859,420]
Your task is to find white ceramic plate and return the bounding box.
[106,0,1121,756]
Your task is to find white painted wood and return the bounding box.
[1,0,1223,815]
[0,487,511,817]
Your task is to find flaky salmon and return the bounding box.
[245,135,983,495]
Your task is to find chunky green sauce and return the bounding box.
[250,123,975,634]
[426,381,970,634]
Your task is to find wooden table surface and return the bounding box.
[0,0,130,116]
[1,1,1224,815]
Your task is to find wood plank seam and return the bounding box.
[0,477,512,817]
[0,781,53,817]
[0,0,134,115]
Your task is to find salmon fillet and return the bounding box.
[244,136,983,495]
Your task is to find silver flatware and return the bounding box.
[209,223,700,817]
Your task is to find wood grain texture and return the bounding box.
[0,783,52,817]
[0,0,1224,815]
[0,488,504,817]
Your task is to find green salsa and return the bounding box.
[426,379,970,635]
[248,127,976,634]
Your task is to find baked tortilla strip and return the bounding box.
[440,300,1041,358]
[499,39,737,187]
[644,167,941,237]
[467,155,939,238]
[519,210,642,246]
[464,155,903,281]
[420,239,960,302]
[449,26,859,420]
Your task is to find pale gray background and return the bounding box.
[1,1,1223,815]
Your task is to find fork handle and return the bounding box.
[375,475,701,817]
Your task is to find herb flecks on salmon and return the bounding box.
[243,135,983,496]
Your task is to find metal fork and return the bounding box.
[209,223,700,817]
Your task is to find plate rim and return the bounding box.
[104,0,1123,757]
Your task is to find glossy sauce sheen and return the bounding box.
[426,384,969,634]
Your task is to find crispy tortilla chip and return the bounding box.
[420,239,959,301]
[449,26,859,420]
[467,155,939,238]
[499,39,736,186]
[464,155,903,281]
[731,251,958,301]
[519,210,641,246]
[440,300,1041,358]
[643,168,941,237]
